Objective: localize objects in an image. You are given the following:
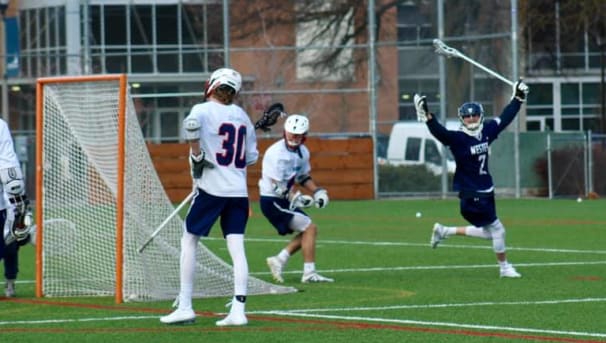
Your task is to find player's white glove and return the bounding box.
[288,191,315,211]
[190,151,214,179]
[511,79,529,102]
[3,199,34,245]
[414,94,429,122]
[313,188,329,209]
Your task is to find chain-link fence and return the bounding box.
[378,130,606,198]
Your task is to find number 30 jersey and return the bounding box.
[184,101,258,197]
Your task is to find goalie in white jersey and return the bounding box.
[160,67,258,326]
[259,114,333,284]
[0,118,33,297]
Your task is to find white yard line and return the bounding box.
[232,237,606,255]
[248,297,606,313]
[251,260,606,276]
[252,311,606,339]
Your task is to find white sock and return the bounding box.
[303,262,315,274]
[277,249,290,264]
[465,226,492,239]
[226,234,248,296]
[498,260,509,268]
[178,231,198,310]
[230,296,245,315]
[443,226,457,236]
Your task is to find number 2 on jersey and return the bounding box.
[478,153,487,175]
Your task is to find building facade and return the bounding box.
[0,0,603,141]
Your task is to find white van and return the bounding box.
[385,120,459,175]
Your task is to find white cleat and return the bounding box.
[500,265,522,278]
[301,272,334,283]
[216,313,248,326]
[430,223,446,249]
[266,256,284,283]
[4,279,15,298]
[160,308,196,324]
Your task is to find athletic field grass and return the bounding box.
[2,198,605,343]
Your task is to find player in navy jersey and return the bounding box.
[160,67,258,326]
[413,79,529,278]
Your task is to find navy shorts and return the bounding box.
[185,189,249,237]
[459,195,497,227]
[260,196,306,236]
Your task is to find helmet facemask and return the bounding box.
[458,102,484,135]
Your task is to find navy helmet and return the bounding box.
[458,102,484,133]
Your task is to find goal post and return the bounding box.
[35,74,296,303]
[35,74,128,303]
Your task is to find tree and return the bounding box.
[228,0,400,81]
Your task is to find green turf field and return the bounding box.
[2,198,605,343]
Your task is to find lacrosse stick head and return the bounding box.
[433,38,460,59]
[254,102,287,131]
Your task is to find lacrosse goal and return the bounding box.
[35,74,296,303]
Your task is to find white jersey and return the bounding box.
[0,119,21,210]
[259,139,311,197]
[185,101,258,197]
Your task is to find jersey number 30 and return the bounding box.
[216,124,248,168]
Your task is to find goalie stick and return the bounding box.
[137,191,195,253]
[432,38,514,86]
[254,102,287,131]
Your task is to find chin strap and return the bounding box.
[461,123,483,137]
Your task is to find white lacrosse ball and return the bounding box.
[415,212,422,218]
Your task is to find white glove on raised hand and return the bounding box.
[413,94,429,122]
[313,188,329,209]
[511,79,529,102]
[288,191,315,211]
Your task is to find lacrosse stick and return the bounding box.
[254,102,287,131]
[432,38,514,86]
[137,191,195,253]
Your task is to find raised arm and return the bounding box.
[414,94,453,146]
[496,80,529,129]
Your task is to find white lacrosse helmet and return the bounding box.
[284,114,309,149]
[205,67,242,97]
[284,114,309,135]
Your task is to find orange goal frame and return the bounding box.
[35,74,128,303]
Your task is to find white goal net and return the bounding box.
[36,75,296,302]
